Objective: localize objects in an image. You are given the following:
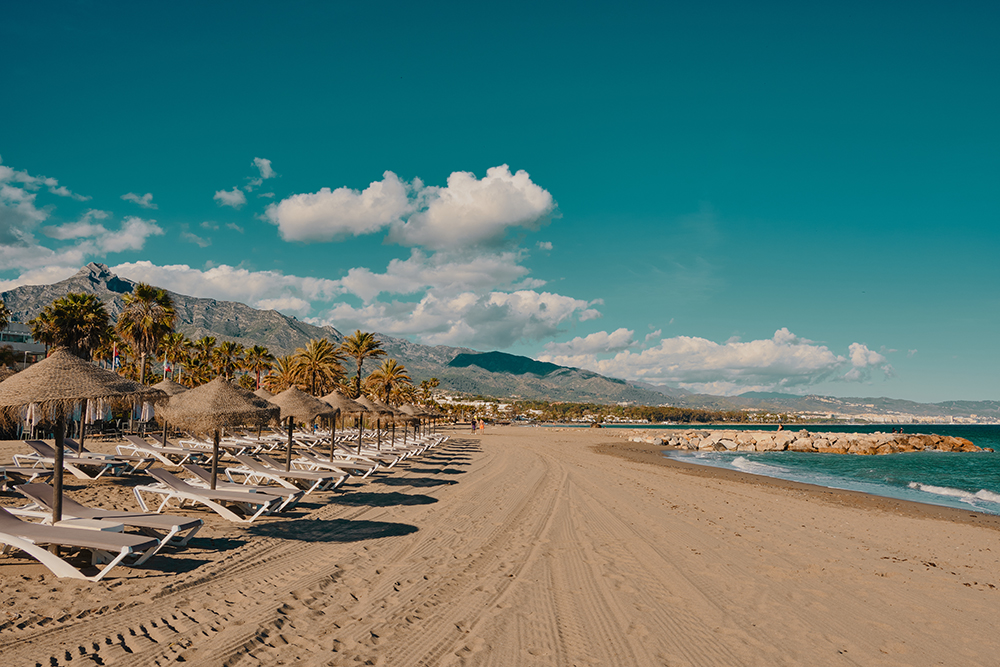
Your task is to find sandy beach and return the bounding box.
[1,425,999,666]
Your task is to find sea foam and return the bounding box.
[908,482,1000,507]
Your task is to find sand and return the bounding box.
[1,425,998,666]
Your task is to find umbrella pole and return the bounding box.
[391,421,395,447]
[211,429,220,490]
[286,417,294,472]
[329,415,337,463]
[52,413,65,525]
[377,417,381,451]
[162,420,169,447]
[357,415,363,455]
[78,399,87,455]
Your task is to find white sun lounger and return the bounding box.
[292,451,378,478]
[231,455,347,494]
[16,483,203,558]
[117,434,210,467]
[0,506,160,581]
[134,469,280,523]
[180,464,303,512]
[15,441,127,480]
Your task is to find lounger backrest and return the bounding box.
[233,454,268,472]
[24,440,56,457]
[180,464,212,483]
[16,483,92,516]
[147,467,191,490]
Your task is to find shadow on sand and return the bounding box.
[246,518,418,543]
[375,476,458,488]
[333,491,438,507]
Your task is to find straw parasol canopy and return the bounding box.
[268,386,338,470]
[0,348,167,524]
[254,387,274,400]
[320,390,364,414]
[269,386,338,423]
[0,367,16,382]
[353,395,389,415]
[158,377,277,433]
[158,377,278,489]
[152,378,188,397]
[0,349,165,421]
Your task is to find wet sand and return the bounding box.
[1,426,998,666]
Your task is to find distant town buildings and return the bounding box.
[0,322,46,369]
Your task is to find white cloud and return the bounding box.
[537,241,553,250]
[266,165,555,249]
[42,220,108,240]
[0,265,80,291]
[253,157,275,180]
[180,229,211,248]
[537,328,894,394]
[225,222,244,233]
[265,171,412,242]
[337,249,533,303]
[121,192,158,209]
[543,328,637,357]
[109,261,342,310]
[315,289,597,349]
[214,187,247,209]
[389,165,555,250]
[98,217,164,253]
[255,296,310,316]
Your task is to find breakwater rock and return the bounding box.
[617,429,987,454]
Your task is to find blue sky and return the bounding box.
[1,1,997,402]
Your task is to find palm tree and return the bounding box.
[212,341,245,380]
[29,293,112,360]
[293,338,344,396]
[262,355,300,393]
[182,356,213,387]
[419,377,440,404]
[367,358,411,404]
[116,283,176,384]
[338,330,386,398]
[243,344,275,389]
[0,299,10,331]
[159,332,190,381]
[190,336,217,363]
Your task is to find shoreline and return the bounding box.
[595,439,1000,531]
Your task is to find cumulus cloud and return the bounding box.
[214,187,247,209]
[42,220,108,240]
[315,289,597,349]
[253,157,275,180]
[109,261,342,311]
[225,222,244,233]
[537,241,553,251]
[266,165,555,249]
[180,226,211,248]
[337,249,533,303]
[537,328,894,394]
[255,296,311,316]
[389,165,555,250]
[98,217,164,253]
[121,192,157,209]
[543,328,637,357]
[265,171,412,242]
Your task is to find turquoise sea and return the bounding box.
[649,424,1000,515]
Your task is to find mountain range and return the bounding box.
[2,263,997,421]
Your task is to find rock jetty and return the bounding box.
[618,429,987,454]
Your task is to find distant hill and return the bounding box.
[0,263,669,405]
[4,264,996,418]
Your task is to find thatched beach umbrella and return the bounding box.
[0,349,165,523]
[152,378,187,446]
[354,396,391,450]
[268,386,338,471]
[0,367,16,382]
[372,398,405,446]
[320,390,364,461]
[253,387,274,400]
[158,377,278,490]
[399,404,427,437]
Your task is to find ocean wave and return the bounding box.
[907,482,1000,506]
[732,456,790,476]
